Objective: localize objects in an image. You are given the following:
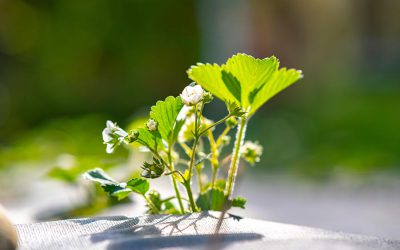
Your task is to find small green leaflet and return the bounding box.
[196,188,227,211]
[83,168,118,186]
[150,96,184,145]
[231,196,247,209]
[83,168,132,200]
[187,53,302,116]
[83,168,150,200]
[126,178,149,195]
[103,185,133,200]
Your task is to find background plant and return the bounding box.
[85,53,302,214]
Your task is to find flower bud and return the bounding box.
[220,135,231,145]
[180,84,204,106]
[202,91,213,103]
[240,141,263,165]
[141,157,164,179]
[127,130,139,143]
[146,119,158,132]
[226,117,238,128]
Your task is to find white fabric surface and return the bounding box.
[15,212,400,250]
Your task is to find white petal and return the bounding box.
[115,128,128,137]
[102,128,113,142]
[177,105,191,120]
[106,143,115,154]
[106,120,115,129]
[193,85,204,95]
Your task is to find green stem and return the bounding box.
[184,103,203,212]
[184,181,197,211]
[168,150,185,214]
[186,135,199,211]
[210,125,231,189]
[216,126,231,148]
[143,194,160,214]
[171,174,185,213]
[211,164,219,189]
[198,114,232,137]
[196,165,203,191]
[207,130,219,189]
[225,118,247,199]
[179,142,192,157]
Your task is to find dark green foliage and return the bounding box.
[196,188,227,211]
[231,196,247,209]
[126,178,150,195]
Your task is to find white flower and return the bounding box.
[102,120,129,154]
[180,84,204,106]
[240,141,263,165]
[146,119,158,131]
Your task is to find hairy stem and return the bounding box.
[196,165,203,191]
[207,130,219,189]
[168,158,185,214]
[171,177,185,213]
[225,118,247,199]
[184,181,197,211]
[216,126,231,148]
[185,104,201,212]
[186,134,199,211]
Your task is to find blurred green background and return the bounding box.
[0,0,399,178]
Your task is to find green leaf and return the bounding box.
[83,168,132,200]
[224,53,279,107]
[203,179,226,191]
[188,53,302,116]
[126,178,150,195]
[136,128,163,152]
[187,63,239,104]
[103,185,132,200]
[145,190,162,214]
[221,70,241,102]
[162,200,179,214]
[196,188,227,211]
[250,68,303,114]
[226,101,246,117]
[83,168,118,186]
[150,96,184,144]
[231,196,247,209]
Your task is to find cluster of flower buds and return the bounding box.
[141,157,164,178]
[240,141,263,165]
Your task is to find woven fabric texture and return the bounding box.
[15,212,400,250]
